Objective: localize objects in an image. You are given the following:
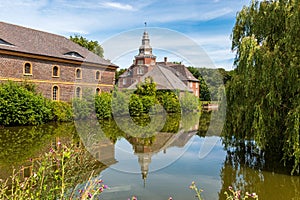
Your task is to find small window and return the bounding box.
[76,87,81,98]
[123,78,127,85]
[195,82,198,89]
[137,66,144,75]
[137,60,144,65]
[76,68,82,79]
[52,86,59,101]
[96,88,101,95]
[53,66,59,77]
[95,71,101,80]
[24,62,32,75]
[189,82,193,88]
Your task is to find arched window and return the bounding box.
[95,71,101,80]
[24,62,32,75]
[53,66,59,77]
[96,88,101,95]
[52,86,59,101]
[76,87,81,98]
[76,68,81,79]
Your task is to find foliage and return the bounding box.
[156,90,181,113]
[111,90,129,116]
[50,101,74,122]
[179,92,200,112]
[187,66,232,101]
[189,182,258,200]
[95,92,112,120]
[0,81,52,126]
[135,77,157,96]
[129,94,144,116]
[225,0,300,174]
[224,186,258,200]
[70,35,104,58]
[0,142,107,200]
[72,97,93,120]
[115,68,127,82]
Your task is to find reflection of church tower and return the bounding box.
[137,152,152,187]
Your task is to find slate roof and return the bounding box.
[128,65,192,92]
[157,62,199,82]
[0,21,117,67]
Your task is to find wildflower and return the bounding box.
[168,197,173,200]
[103,184,108,189]
[49,148,54,153]
[79,189,84,194]
[88,193,92,198]
[97,179,103,184]
[99,187,103,192]
[57,141,61,146]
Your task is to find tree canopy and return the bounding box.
[224,0,300,174]
[70,35,104,58]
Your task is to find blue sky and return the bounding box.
[0,0,251,70]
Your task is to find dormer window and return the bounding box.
[0,38,14,46]
[64,51,84,58]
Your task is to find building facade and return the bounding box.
[118,30,199,97]
[0,22,118,101]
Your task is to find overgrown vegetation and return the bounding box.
[224,0,300,174]
[0,81,52,126]
[187,66,232,101]
[69,35,104,58]
[0,142,108,200]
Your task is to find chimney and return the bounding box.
[164,57,167,64]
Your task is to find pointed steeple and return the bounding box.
[134,23,156,66]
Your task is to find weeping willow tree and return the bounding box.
[224,0,299,174]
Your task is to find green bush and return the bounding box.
[141,95,157,113]
[129,94,143,116]
[72,98,94,120]
[180,92,200,112]
[157,91,181,113]
[50,101,74,122]
[95,92,112,120]
[0,81,52,126]
[111,90,129,116]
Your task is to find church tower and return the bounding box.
[134,25,156,66]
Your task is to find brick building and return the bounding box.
[0,22,118,101]
[118,30,199,97]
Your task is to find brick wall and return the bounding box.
[0,54,116,101]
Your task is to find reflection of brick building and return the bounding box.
[0,22,118,101]
[118,30,199,97]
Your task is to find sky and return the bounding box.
[0,0,251,70]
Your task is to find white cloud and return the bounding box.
[100,1,135,11]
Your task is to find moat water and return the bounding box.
[0,112,299,199]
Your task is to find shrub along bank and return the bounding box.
[0,79,200,126]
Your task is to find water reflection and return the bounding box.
[0,112,299,199]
